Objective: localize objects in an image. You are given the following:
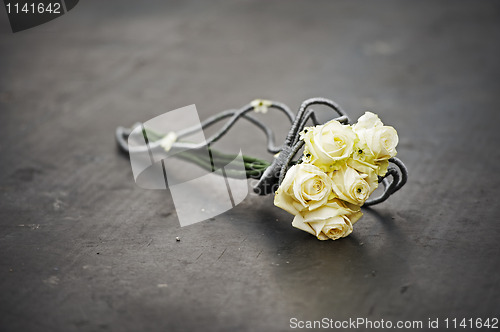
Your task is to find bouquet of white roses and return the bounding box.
[274,112,399,240]
[117,97,406,240]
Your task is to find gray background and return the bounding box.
[1,1,499,331]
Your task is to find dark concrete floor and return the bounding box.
[1,1,499,331]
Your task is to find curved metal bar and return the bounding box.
[174,102,295,150]
[285,97,350,146]
[278,140,305,185]
[295,109,314,139]
[116,101,294,154]
[176,101,294,140]
[177,111,284,153]
[388,157,408,193]
[288,109,350,147]
[241,114,283,154]
[298,97,349,121]
[363,157,407,206]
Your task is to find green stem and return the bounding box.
[143,127,271,178]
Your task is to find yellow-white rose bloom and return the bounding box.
[292,199,363,240]
[330,165,377,205]
[353,111,384,130]
[274,163,332,215]
[301,120,357,170]
[353,112,399,163]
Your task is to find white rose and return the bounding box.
[292,199,363,240]
[348,148,389,176]
[301,120,357,170]
[330,165,377,205]
[353,112,398,162]
[360,126,398,160]
[347,157,377,175]
[353,111,383,131]
[274,163,332,215]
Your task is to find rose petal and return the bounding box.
[291,214,316,236]
[274,188,300,215]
